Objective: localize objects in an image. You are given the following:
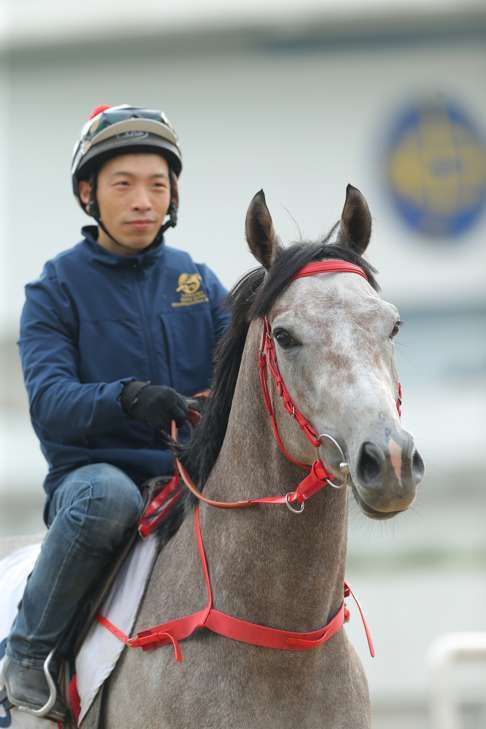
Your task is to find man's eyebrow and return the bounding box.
[111,171,169,179]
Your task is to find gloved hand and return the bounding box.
[121,381,189,432]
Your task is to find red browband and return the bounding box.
[292,260,368,281]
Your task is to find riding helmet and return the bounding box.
[71,104,183,228]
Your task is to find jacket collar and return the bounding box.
[80,225,165,269]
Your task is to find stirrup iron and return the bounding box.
[16,649,58,718]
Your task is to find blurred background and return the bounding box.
[1,0,485,726]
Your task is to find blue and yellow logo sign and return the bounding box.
[386,97,486,239]
[172,273,209,308]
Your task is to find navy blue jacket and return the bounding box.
[19,226,229,515]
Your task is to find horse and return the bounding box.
[95,184,424,729]
[4,184,424,729]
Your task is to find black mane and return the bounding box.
[155,236,378,544]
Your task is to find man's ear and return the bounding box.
[78,180,91,207]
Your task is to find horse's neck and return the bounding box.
[199,323,348,632]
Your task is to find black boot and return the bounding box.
[1,653,68,722]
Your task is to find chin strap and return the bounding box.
[161,170,179,232]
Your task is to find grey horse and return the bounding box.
[4,185,424,728]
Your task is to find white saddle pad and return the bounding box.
[75,535,158,723]
[0,535,158,726]
[0,543,42,644]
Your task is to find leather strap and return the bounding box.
[291,260,368,281]
[174,450,331,509]
[138,474,184,538]
[97,505,376,661]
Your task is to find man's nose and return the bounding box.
[131,187,152,210]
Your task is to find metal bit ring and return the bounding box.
[317,433,349,490]
[285,493,305,514]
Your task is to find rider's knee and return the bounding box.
[89,465,143,533]
[63,464,143,550]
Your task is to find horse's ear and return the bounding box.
[245,190,281,270]
[337,184,372,256]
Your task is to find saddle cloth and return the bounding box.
[0,535,158,725]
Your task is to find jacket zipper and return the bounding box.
[134,266,158,385]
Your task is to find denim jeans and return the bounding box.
[7,463,144,668]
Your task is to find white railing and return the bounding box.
[428,632,486,729]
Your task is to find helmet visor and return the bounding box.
[82,105,175,143]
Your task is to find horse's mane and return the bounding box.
[155,234,378,545]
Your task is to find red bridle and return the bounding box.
[258,260,372,505]
[171,258,405,513]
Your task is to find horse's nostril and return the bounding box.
[412,449,425,483]
[357,442,384,485]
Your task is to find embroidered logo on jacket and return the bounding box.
[172,273,209,307]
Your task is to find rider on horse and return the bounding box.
[2,104,229,721]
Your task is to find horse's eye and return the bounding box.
[273,328,299,349]
[390,320,402,339]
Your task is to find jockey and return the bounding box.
[2,105,230,720]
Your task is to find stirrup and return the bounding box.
[15,649,58,719]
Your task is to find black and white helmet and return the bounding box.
[71,104,182,230]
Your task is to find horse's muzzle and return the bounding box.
[354,432,424,517]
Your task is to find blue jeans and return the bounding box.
[7,463,144,668]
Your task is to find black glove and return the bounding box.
[121,381,189,432]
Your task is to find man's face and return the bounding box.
[79,153,171,255]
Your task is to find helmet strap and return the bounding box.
[161,170,179,232]
[86,174,100,219]
[161,202,178,232]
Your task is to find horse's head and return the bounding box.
[245,185,424,519]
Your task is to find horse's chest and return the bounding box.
[105,633,370,729]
